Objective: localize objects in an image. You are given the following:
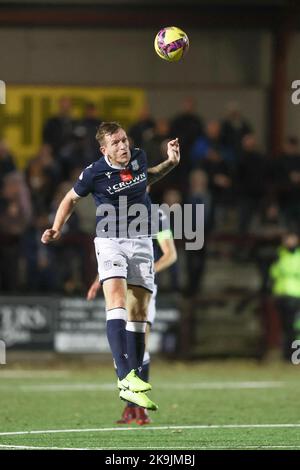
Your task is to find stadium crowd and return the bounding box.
[0,96,300,296]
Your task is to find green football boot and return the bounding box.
[118,369,152,392]
[119,389,158,411]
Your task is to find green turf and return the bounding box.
[0,359,300,450]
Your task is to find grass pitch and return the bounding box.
[0,358,300,450]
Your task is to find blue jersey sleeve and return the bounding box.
[73,164,94,197]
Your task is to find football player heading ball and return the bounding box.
[41,122,180,412]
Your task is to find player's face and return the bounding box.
[101,129,131,167]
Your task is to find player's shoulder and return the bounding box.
[131,147,147,160]
[131,147,148,169]
[80,158,106,177]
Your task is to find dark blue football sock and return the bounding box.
[106,307,129,380]
[140,351,150,383]
[125,321,147,376]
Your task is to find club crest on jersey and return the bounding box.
[105,172,112,179]
[131,159,139,171]
[120,168,133,182]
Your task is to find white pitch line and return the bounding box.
[1,444,300,450]
[1,423,300,437]
[0,381,285,392]
[0,370,70,378]
[0,444,100,450]
[158,381,285,390]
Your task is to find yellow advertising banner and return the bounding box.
[0,86,145,168]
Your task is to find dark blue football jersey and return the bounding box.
[73,148,152,238]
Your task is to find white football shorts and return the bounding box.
[94,237,154,293]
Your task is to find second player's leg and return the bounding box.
[127,284,151,321]
[126,285,151,373]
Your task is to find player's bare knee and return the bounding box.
[104,289,126,309]
[128,305,148,322]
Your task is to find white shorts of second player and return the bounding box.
[147,283,157,325]
[94,237,154,293]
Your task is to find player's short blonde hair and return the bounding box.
[95,122,123,146]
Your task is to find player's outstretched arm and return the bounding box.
[147,138,180,185]
[86,275,101,301]
[41,189,81,244]
[154,237,177,274]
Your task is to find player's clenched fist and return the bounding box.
[41,228,61,244]
[167,138,180,166]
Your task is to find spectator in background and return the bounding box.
[128,104,155,148]
[48,182,84,294]
[79,102,102,163]
[196,148,232,230]
[0,171,32,234]
[190,120,234,170]
[25,144,62,214]
[273,137,300,229]
[184,169,212,297]
[237,132,267,234]
[221,101,252,160]
[144,118,170,167]
[144,118,171,202]
[43,96,77,155]
[270,230,300,360]
[22,212,57,292]
[248,202,284,294]
[170,97,203,180]
[59,125,93,180]
[0,172,32,292]
[0,140,16,188]
[160,188,183,292]
[170,97,203,154]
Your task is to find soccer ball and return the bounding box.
[154,26,189,62]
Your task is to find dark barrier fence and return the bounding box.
[0,296,180,355]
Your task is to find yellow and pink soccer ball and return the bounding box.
[154,26,189,62]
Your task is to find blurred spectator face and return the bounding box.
[242,133,257,152]
[162,188,182,206]
[155,118,170,137]
[189,169,208,194]
[206,120,221,140]
[28,166,46,190]
[38,144,54,164]
[2,172,24,199]
[58,96,72,116]
[283,232,299,249]
[182,96,197,114]
[84,102,98,118]
[225,101,241,121]
[139,104,152,121]
[265,204,279,222]
[206,148,222,162]
[73,125,87,142]
[283,137,299,156]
